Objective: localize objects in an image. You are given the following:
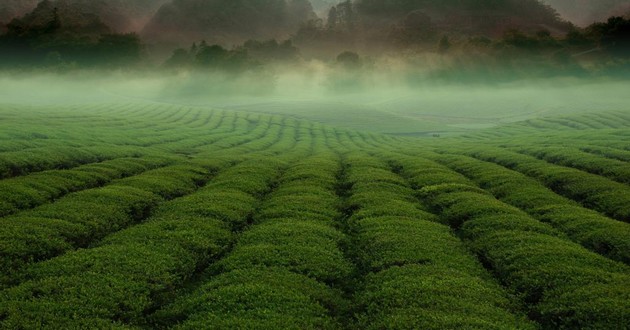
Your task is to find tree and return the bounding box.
[337,50,361,69]
[44,6,61,33]
[438,35,451,54]
[96,33,143,66]
[336,0,356,31]
[196,44,228,66]
[390,10,436,46]
[327,6,338,29]
[588,16,630,57]
[164,48,192,67]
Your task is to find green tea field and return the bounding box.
[1,103,630,329]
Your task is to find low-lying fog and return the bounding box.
[1,69,628,135]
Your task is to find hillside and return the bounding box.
[50,0,170,32]
[1,0,169,33]
[0,101,629,328]
[353,0,569,38]
[142,0,317,47]
[291,0,574,57]
[4,0,110,37]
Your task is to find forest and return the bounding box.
[0,0,627,81]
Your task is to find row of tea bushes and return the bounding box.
[0,145,146,179]
[0,162,217,288]
[432,151,630,264]
[344,152,533,329]
[580,145,630,162]
[402,153,630,329]
[0,138,298,328]
[0,156,174,217]
[513,146,630,184]
[157,153,349,329]
[463,145,630,222]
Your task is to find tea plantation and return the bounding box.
[0,103,629,329]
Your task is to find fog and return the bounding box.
[1,66,628,135]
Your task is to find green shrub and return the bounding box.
[157,268,342,330]
[355,265,535,330]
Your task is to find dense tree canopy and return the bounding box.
[142,0,316,45]
[0,1,143,68]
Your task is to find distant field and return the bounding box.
[2,75,628,136]
[1,102,630,329]
[204,79,630,135]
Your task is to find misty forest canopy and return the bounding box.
[0,0,628,78]
[0,0,168,32]
[0,0,144,67]
[298,0,568,50]
[143,0,316,45]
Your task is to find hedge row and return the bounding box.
[580,145,630,162]
[0,162,217,288]
[406,154,630,329]
[0,156,173,217]
[464,146,630,222]
[433,152,630,264]
[152,113,250,154]
[0,149,293,328]
[574,112,630,129]
[0,137,99,153]
[514,146,630,184]
[194,116,277,155]
[157,153,349,329]
[0,145,148,179]
[344,152,533,329]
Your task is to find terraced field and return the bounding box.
[1,103,629,329]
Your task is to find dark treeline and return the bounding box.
[0,0,628,80]
[163,39,300,72]
[0,0,143,69]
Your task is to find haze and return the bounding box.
[0,69,627,136]
[1,0,629,135]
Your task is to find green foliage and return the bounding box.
[337,51,361,69]
[587,16,630,57]
[156,268,342,330]
[0,161,228,288]
[432,151,630,264]
[0,146,143,179]
[346,153,533,329]
[473,146,630,221]
[0,157,170,217]
[355,265,535,330]
[408,152,630,329]
[1,103,630,330]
